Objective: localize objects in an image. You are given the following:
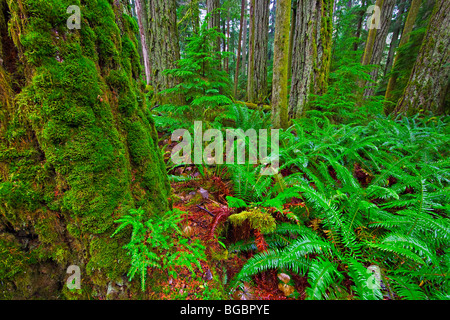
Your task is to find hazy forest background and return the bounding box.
[0,0,448,300]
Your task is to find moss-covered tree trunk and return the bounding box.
[0,0,170,299]
[271,0,291,129]
[234,0,246,98]
[288,0,333,118]
[394,0,450,115]
[247,0,269,104]
[146,0,181,101]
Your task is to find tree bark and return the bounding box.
[272,0,291,129]
[394,0,450,115]
[384,0,407,77]
[147,0,181,101]
[247,0,270,104]
[0,0,170,299]
[135,0,151,85]
[289,0,333,118]
[207,0,221,54]
[363,0,396,97]
[234,0,247,98]
[385,0,422,104]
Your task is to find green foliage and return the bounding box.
[111,207,206,291]
[155,15,232,132]
[229,114,450,300]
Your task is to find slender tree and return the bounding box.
[247,0,270,104]
[362,0,396,97]
[0,0,170,299]
[147,0,181,101]
[289,0,333,118]
[135,0,151,85]
[207,0,221,53]
[272,0,291,129]
[395,0,449,114]
[234,0,246,97]
[385,0,422,103]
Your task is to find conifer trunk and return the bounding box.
[363,0,396,98]
[385,0,422,104]
[0,0,170,299]
[247,0,270,104]
[147,0,181,100]
[289,0,333,118]
[272,0,291,129]
[234,0,246,98]
[394,0,450,115]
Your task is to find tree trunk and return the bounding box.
[242,4,248,78]
[384,0,407,77]
[288,1,297,81]
[247,0,270,104]
[289,0,333,118]
[385,0,422,104]
[234,0,246,98]
[135,0,151,85]
[147,0,181,101]
[353,0,367,51]
[0,0,170,299]
[394,0,450,115]
[272,0,291,129]
[363,0,396,97]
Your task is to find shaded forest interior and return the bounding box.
[0,0,448,300]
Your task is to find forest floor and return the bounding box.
[151,136,308,300]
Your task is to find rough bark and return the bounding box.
[363,0,396,97]
[234,0,246,97]
[288,1,297,80]
[271,0,291,129]
[394,0,450,115]
[385,0,422,103]
[247,0,270,104]
[135,0,151,85]
[0,0,170,299]
[147,0,181,100]
[289,0,333,118]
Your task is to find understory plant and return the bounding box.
[112,207,206,291]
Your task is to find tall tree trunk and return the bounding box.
[247,0,270,104]
[225,9,231,73]
[394,0,450,115]
[384,0,407,77]
[242,3,248,78]
[353,0,367,51]
[289,0,333,118]
[272,0,291,129]
[385,0,422,104]
[147,0,181,102]
[135,0,151,85]
[234,0,246,98]
[288,1,297,80]
[363,0,396,98]
[207,0,221,54]
[0,0,170,299]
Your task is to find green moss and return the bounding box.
[0,0,170,298]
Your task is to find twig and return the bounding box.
[196,205,215,218]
